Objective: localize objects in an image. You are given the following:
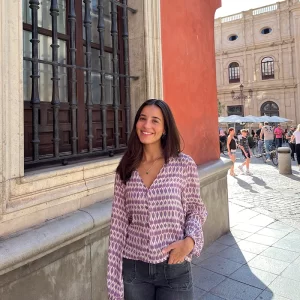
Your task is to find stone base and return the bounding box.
[0,159,231,300]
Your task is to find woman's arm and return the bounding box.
[107,174,129,300]
[182,158,207,257]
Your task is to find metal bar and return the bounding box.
[111,0,120,149]
[122,0,131,143]
[24,146,127,168]
[84,0,94,152]
[98,0,107,151]
[29,0,41,162]
[68,0,78,154]
[50,0,61,158]
[23,57,139,79]
[110,0,137,13]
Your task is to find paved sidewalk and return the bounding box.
[191,153,300,300]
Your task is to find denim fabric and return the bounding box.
[264,140,273,159]
[275,138,283,148]
[122,258,193,300]
[258,140,264,154]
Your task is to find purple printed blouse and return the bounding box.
[107,153,207,300]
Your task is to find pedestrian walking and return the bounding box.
[107,99,207,300]
[260,122,274,162]
[291,124,300,170]
[227,127,237,176]
[274,124,284,148]
[255,123,264,155]
[238,129,253,175]
[286,126,296,161]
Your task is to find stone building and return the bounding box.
[215,0,300,125]
[0,1,230,299]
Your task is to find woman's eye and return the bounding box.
[152,120,158,123]
[139,117,146,121]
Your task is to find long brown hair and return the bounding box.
[116,99,181,183]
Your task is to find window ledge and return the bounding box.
[0,199,112,276]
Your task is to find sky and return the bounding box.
[215,0,285,18]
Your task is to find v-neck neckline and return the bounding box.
[135,162,166,190]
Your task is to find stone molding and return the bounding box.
[0,159,231,276]
[144,0,163,100]
[0,157,120,237]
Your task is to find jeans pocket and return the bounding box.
[164,261,192,290]
[122,258,136,284]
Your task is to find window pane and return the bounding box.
[83,0,112,47]
[84,49,114,105]
[23,31,68,103]
[22,0,66,34]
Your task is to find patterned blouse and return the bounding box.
[107,153,207,300]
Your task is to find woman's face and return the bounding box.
[136,105,165,146]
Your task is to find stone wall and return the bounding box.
[0,159,231,300]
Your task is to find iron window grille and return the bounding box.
[227,105,243,116]
[228,62,240,83]
[23,0,137,168]
[261,57,274,80]
[260,101,279,117]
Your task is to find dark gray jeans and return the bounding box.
[122,258,193,300]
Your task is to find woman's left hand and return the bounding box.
[162,237,195,264]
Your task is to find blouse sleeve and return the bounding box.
[182,158,208,257]
[107,174,128,300]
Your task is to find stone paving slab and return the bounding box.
[191,153,300,299]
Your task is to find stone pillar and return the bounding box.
[160,0,221,165]
[278,147,292,174]
[128,0,164,123]
[291,7,300,124]
[0,0,24,216]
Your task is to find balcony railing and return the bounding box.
[253,4,278,16]
[221,13,243,23]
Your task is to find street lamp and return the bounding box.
[231,84,253,116]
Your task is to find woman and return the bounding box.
[107,99,207,300]
[227,127,237,176]
[291,124,300,170]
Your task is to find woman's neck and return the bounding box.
[142,144,163,162]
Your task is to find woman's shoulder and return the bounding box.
[171,152,196,167]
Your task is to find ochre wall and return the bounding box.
[160,0,221,165]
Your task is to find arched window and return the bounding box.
[260,101,279,117]
[261,57,274,80]
[228,62,240,83]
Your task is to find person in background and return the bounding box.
[227,127,237,176]
[107,99,207,300]
[286,126,296,161]
[284,129,288,144]
[237,130,242,143]
[251,130,255,138]
[274,124,284,148]
[255,123,264,155]
[219,128,227,154]
[260,122,274,162]
[238,129,253,175]
[291,124,300,170]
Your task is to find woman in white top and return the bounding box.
[291,124,300,170]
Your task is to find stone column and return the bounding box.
[291,7,300,124]
[0,0,24,216]
[128,0,163,123]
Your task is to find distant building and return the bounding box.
[215,0,300,125]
